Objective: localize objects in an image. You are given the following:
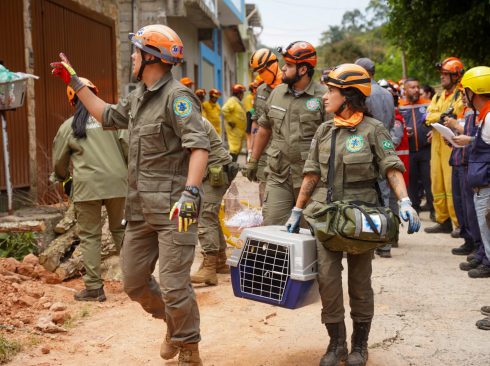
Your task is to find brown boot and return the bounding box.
[216,249,230,274]
[178,343,203,366]
[191,253,218,285]
[160,331,179,360]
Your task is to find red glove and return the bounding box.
[50,53,83,90]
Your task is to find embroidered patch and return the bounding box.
[382,139,394,150]
[173,96,192,118]
[310,138,317,149]
[346,135,364,153]
[170,45,180,56]
[306,98,320,111]
[419,106,426,114]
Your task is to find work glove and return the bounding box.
[169,191,199,232]
[50,53,85,92]
[245,157,258,182]
[286,207,303,234]
[228,122,236,129]
[62,176,73,196]
[398,198,420,234]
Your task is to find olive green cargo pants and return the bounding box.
[198,179,229,253]
[316,242,374,323]
[262,176,300,225]
[75,197,125,290]
[121,219,201,345]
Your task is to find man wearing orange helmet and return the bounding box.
[222,84,247,161]
[248,48,283,204]
[246,41,328,225]
[52,77,127,303]
[202,88,222,134]
[286,64,418,366]
[424,57,465,236]
[50,24,210,365]
[194,88,206,104]
[180,76,194,90]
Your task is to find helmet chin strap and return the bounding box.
[137,50,162,81]
[335,101,348,115]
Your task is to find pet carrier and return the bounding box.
[227,225,318,309]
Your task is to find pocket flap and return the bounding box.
[268,108,286,120]
[140,123,162,136]
[299,112,320,122]
[138,180,172,192]
[343,153,372,164]
[172,231,198,246]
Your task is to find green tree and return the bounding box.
[386,0,490,67]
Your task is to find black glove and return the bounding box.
[62,176,73,196]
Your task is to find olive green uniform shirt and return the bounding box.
[303,116,405,217]
[258,80,329,188]
[102,73,210,224]
[253,82,274,182]
[52,116,128,202]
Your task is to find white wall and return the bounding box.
[167,18,199,84]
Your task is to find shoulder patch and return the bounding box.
[346,135,364,153]
[382,139,394,150]
[173,96,193,118]
[306,97,321,111]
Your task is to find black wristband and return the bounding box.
[184,185,199,197]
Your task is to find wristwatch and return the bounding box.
[184,185,200,197]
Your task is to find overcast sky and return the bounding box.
[251,0,371,48]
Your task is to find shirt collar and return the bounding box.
[286,79,316,97]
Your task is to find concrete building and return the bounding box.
[0,0,261,208]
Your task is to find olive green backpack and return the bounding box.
[306,128,400,254]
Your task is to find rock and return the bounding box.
[3,274,22,283]
[35,315,67,333]
[42,302,52,309]
[38,269,61,284]
[17,263,36,278]
[2,257,20,272]
[23,254,40,266]
[50,302,67,312]
[38,296,50,304]
[41,345,51,354]
[17,295,37,307]
[51,310,71,324]
[24,286,45,299]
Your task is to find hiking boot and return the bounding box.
[424,219,452,234]
[451,227,461,238]
[320,322,348,366]
[346,322,371,366]
[459,259,481,271]
[160,331,179,360]
[476,317,490,330]
[468,264,490,278]
[375,249,392,258]
[178,343,203,366]
[74,287,106,302]
[481,306,490,316]
[467,252,477,261]
[191,253,218,286]
[216,249,230,274]
[452,242,475,256]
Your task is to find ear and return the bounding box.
[298,65,308,77]
[144,52,156,61]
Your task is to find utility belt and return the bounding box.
[207,162,239,187]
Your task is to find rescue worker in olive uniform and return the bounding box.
[52,77,127,302]
[285,64,420,366]
[222,84,247,161]
[246,41,328,225]
[191,118,237,286]
[202,88,222,135]
[248,48,283,205]
[424,57,465,235]
[51,25,210,366]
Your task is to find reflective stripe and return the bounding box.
[396,150,409,156]
[398,103,430,110]
[271,105,286,112]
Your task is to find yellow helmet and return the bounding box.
[461,66,490,94]
[321,63,371,96]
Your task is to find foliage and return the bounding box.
[0,232,37,261]
[0,335,21,364]
[386,0,490,67]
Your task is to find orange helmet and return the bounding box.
[129,24,184,65]
[321,64,371,97]
[195,88,206,97]
[278,41,317,68]
[209,88,221,98]
[180,77,194,88]
[67,77,98,106]
[253,75,264,88]
[232,84,246,94]
[250,48,280,86]
[436,57,464,76]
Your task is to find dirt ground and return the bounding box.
[4,177,490,366]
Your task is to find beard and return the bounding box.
[282,72,300,87]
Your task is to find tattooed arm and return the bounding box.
[295,173,320,209]
[386,168,409,200]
